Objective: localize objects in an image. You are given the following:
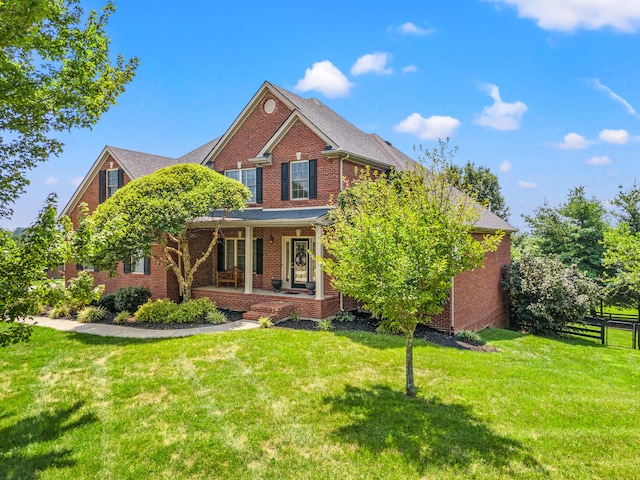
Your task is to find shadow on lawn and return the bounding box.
[0,401,97,480]
[324,384,547,477]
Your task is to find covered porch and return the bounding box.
[189,207,348,320]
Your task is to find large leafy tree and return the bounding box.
[523,186,608,280]
[603,223,640,311]
[0,0,138,218]
[1,195,71,347]
[321,142,503,397]
[85,164,250,301]
[445,160,510,221]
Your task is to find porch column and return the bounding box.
[314,224,324,300]
[244,226,253,294]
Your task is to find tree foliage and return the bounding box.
[0,0,138,217]
[603,223,640,310]
[0,194,71,346]
[321,141,503,397]
[611,182,640,234]
[502,254,601,335]
[85,164,250,301]
[445,160,510,221]
[523,186,608,279]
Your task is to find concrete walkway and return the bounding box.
[24,316,260,339]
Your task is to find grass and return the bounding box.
[1,327,639,479]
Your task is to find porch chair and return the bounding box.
[216,266,245,289]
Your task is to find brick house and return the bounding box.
[61,81,515,332]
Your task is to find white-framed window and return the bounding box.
[291,160,309,200]
[225,238,258,272]
[131,257,146,274]
[107,169,119,198]
[225,168,257,203]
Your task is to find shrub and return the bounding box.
[77,306,106,323]
[335,310,356,322]
[36,280,67,308]
[66,271,104,311]
[134,299,177,323]
[289,310,300,322]
[113,310,131,324]
[114,286,152,314]
[48,304,71,319]
[317,319,334,331]
[206,309,228,325]
[97,293,118,313]
[258,316,273,328]
[455,330,484,344]
[502,254,601,335]
[167,298,217,324]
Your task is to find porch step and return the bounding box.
[242,301,296,322]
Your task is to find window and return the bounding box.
[124,255,150,275]
[291,161,309,200]
[225,238,259,272]
[282,160,316,201]
[226,168,257,203]
[107,169,120,198]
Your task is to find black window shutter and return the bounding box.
[281,162,289,201]
[76,264,84,271]
[217,238,225,271]
[123,260,131,274]
[256,167,263,204]
[309,159,317,199]
[255,239,263,274]
[117,169,124,188]
[144,257,151,275]
[98,170,106,204]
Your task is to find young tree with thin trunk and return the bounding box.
[84,164,250,301]
[321,142,503,397]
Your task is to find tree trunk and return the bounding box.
[405,333,416,397]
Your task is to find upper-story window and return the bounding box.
[107,169,120,198]
[99,168,123,204]
[291,161,309,200]
[281,159,317,201]
[226,168,257,203]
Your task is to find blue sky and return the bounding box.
[4,0,640,230]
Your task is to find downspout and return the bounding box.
[450,277,455,335]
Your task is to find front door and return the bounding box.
[291,239,309,288]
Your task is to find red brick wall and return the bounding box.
[64,153,177,301]
[430,233,511,333]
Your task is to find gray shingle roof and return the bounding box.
[177,137,220,164]
[107,146,178,178]
[271,83,399,166]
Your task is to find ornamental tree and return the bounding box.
[1,194,71,347]
[321,142,503,397]
[0,0,138,217]
[85,164,250,301]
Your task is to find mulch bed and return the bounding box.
[277,314,498,352]
[81,309,245,330]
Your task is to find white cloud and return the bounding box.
[395,113,461,140]
[518,180,537,189]
[474,83,527,131]
[397,22,434,36]
[499,160,512,172]
[402,65,418,74]
[294,61,353,98]
[590,79,640,118]
[557,132,589,150]
[488,0,640,32]
[71,176,84,186]
[351,52,393,76]
[585,155,612,166]
[599,128,629,145]
[44,176,59,185]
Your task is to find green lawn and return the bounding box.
[1,326,639,479]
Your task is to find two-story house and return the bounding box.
[61,81,515,332]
